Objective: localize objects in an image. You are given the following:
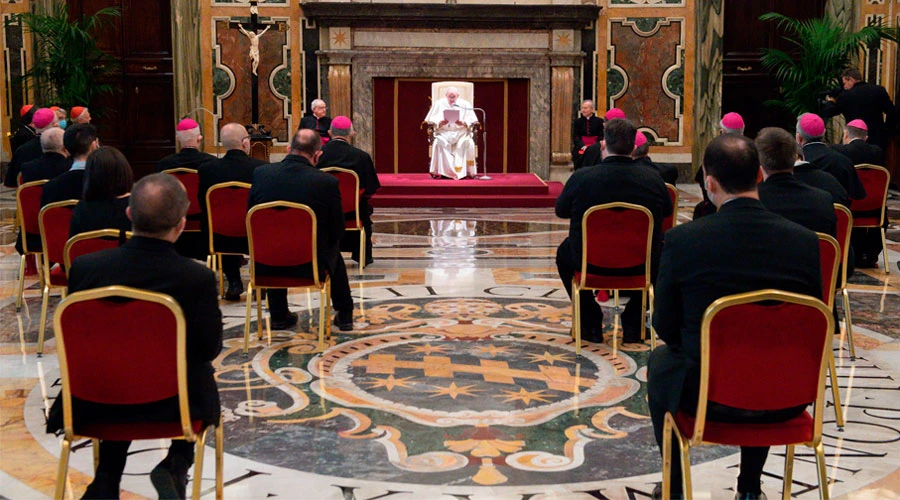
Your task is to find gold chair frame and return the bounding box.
[852,164,891,274]
[205,182,253,295]
[245,202,331,355]
[15,179,48,311]
[321,167,367,270]
[833,204,856,360]
[53,286,223,500]
[63,229,132,272]
[816,232,845,430]
[664,183,679,231]
[572,202,654,355]
[36,200,78,356]
[661,289,833,500]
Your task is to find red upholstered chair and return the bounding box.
[662,290,833,500]
[833,204,856,360]
[572,202,654,355]
[53,286,223,500]
[245,202,331,354]
[64,229,131,272]
[36,200,78,357]
[850,164,890,273]
[162,168,202,231]
[15,179,48,311]
[816,232,845,430]
[321,167,367,270]
[662,183,678,233]
[206,182,252,295]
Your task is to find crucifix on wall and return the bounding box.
[229,0,274,158]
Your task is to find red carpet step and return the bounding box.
[371,173,563,208]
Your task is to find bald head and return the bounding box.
[40,127,66,154]
[221,123,250,151]
[290,128,322,157]
[129,173,190,237]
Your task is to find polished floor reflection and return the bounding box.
[1,184,899,499]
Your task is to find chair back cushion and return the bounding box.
[248,202,317,268]
[661,183,678,232]
[833,204,852,288]
[207,183,251,239]
[703,291,830,411]
[17,180,48,251]
[56,288,183,405]
[432,81,474,106]
[583,203,653,271]
[323,168,361,218]
[816,233,840,308]
[64,230,125,271]
[163,169,202,229]
[40,201,78,268]
[850,165,889,225]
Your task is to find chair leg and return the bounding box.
[15,255,26,311]
[256,288,264,340]
[38,284,50,357]
[828,353,845,431]
[218,254,225,295]
[318,287,327,350]
[92,439,100,472]
[613,290,620,311]
[55,437,72,500]
[814,441,830,500]
[572,282,581,356]
[192,429,211,500]
[359,228,367,271]
[649,285,657,350]
[680,442,693,500]
[662,414,674,500]
[215,417,224,499]
[841,288,856,361]
[880,228,889,275]
[640,288,647,342]
[243,283,252,356]
[782,444,795,500]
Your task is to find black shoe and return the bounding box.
[224,279,243,301]
[856,254,878,269]
[150,458,188,500]
[81,475,120,499]
[578,326,603,343]
[734,491,767,500]
[622,331,643,344]
[333,309,353,331]
[652,483,684,500]
[270,311,299,330]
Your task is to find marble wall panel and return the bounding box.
[691,0,723,174]
[214,18,291,143]
[0,1,30,161]
[608,18,684,144]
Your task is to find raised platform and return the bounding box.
[371,173,563,208]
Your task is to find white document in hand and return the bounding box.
[443,109,460,123]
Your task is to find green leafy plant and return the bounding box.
[8,3,119,110]
[759,12,898,117]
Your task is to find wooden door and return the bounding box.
[722,0,825,137]
[69,0,174,179]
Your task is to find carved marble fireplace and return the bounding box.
[300,2,601,179]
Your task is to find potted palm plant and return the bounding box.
[8,3,119,111]
[759,13,899,118]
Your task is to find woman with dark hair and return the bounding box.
[69,146,134,237]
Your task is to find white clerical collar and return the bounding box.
[70,160,87,171]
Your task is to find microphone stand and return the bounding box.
[453,104,490,180]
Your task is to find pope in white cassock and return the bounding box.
[425,86,479,179]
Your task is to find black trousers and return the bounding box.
[267,246,353,319]
[648,346,807,497]
[555,237,645,337]
[84,440,194,497]
[221,255,243,284]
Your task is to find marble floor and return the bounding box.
[1,184,899,500]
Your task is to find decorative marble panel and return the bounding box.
[610,0,684,6]
[608,17,684,145]
[692,0,723,173]
[552,30,575,52]
[213,18,292,143]
[2,14,25,121]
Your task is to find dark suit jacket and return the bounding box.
[156,147,217,173]
[317,138,381,196]
[197,149,266,252]
[21,152,72,183]
[651,197,822,414]
[759,172,836,237]
[634,156,678,184]
[556,155,673,270]
[793,162,850,207]
[802,143,866,200]
[832,140,885,167]
[9,124,37,159]
[40,169,85,207]
[572,115,603,150]
[69,196,131,238]
[822,81,897,149]
[248,154,345,262]
[299,114,332,139]
[5,136,43,187]
[56,236,223,428]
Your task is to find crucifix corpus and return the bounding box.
[229,0,274,159]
